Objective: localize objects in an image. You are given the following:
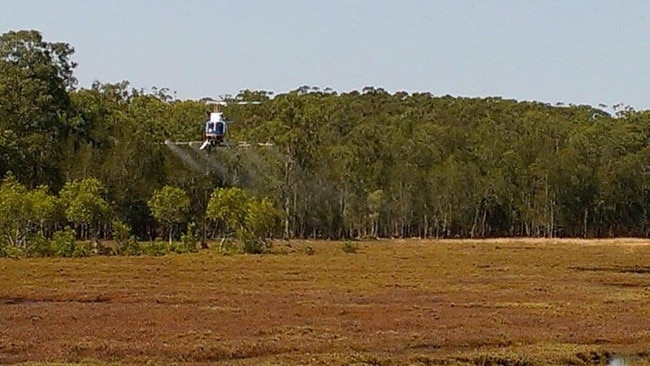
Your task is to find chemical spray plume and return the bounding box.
[189,144,230,178]
[164,141,205,173]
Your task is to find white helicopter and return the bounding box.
[164,100,273,150]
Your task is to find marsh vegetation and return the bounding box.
[1,239,649,364]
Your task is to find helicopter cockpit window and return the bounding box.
[215,121,225,135]
[207,122,215,133]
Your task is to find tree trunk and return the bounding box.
[423,212,428,238]
[471,204,480,238]
[283,155,293,239]
[583,207,589,238]
[481,206,487,238]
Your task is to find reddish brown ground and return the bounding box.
[1,239,650,365]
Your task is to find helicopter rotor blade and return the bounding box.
[164,140,202,146]
[206,100,262,106]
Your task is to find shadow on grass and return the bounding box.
[570,265,650,274]
[0,295,110,304]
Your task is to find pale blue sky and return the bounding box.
[2,1,649,110]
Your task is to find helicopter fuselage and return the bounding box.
[165,103,273,151]
[200,113,228,150]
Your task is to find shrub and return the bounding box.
[52,227,78,257]
[341,241,359,254]
[241,233,264,255]
[179,222,199,253]
[112,220,131,243]
[0,245,24,258]
[112,220,141,256]
[217,237,239,255]
[142,238,168,256]
[169,241,189,254]
[304,246,315,256]
[72,241,91,258]
[26,233,54,257]
[95,241,115,256]
[120,236,142,256]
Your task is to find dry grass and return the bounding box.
[1,238,650,365]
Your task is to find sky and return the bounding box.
[1,1,649,110]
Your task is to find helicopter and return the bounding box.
[164,100,273,151]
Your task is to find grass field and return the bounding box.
[1,238,650,365]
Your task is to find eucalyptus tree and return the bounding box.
[0,173,58,247]
[0,30,78,188]
[147,185,190,244]
[59,177,109,240]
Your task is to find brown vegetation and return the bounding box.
[1,239,650,365]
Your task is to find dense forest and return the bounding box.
[2,29,650,251]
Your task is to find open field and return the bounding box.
[1,238,650,365]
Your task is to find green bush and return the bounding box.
[119,236,142,256]
[0,245,24,258]
[112,220,131,243]
[142,238,168,256]
[72,241,92,258]
[217,237,239,255]
[52,227,79,257]
[169,241,190,254]
[341,241,359,254]
[26,233,54,257]
[242,237,264,254]
[95,241,115,256]
[112,220,141,256]
[179,222,199,253]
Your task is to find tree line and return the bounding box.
[1,29,649,251]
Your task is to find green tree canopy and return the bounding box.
[59,177,109,240]
[147,185,190,244]
[2,29,650,242]
[205,187,250,236]
[0,172,58,247]
[0,30,77,188]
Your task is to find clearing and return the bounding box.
[1,239,650,365]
